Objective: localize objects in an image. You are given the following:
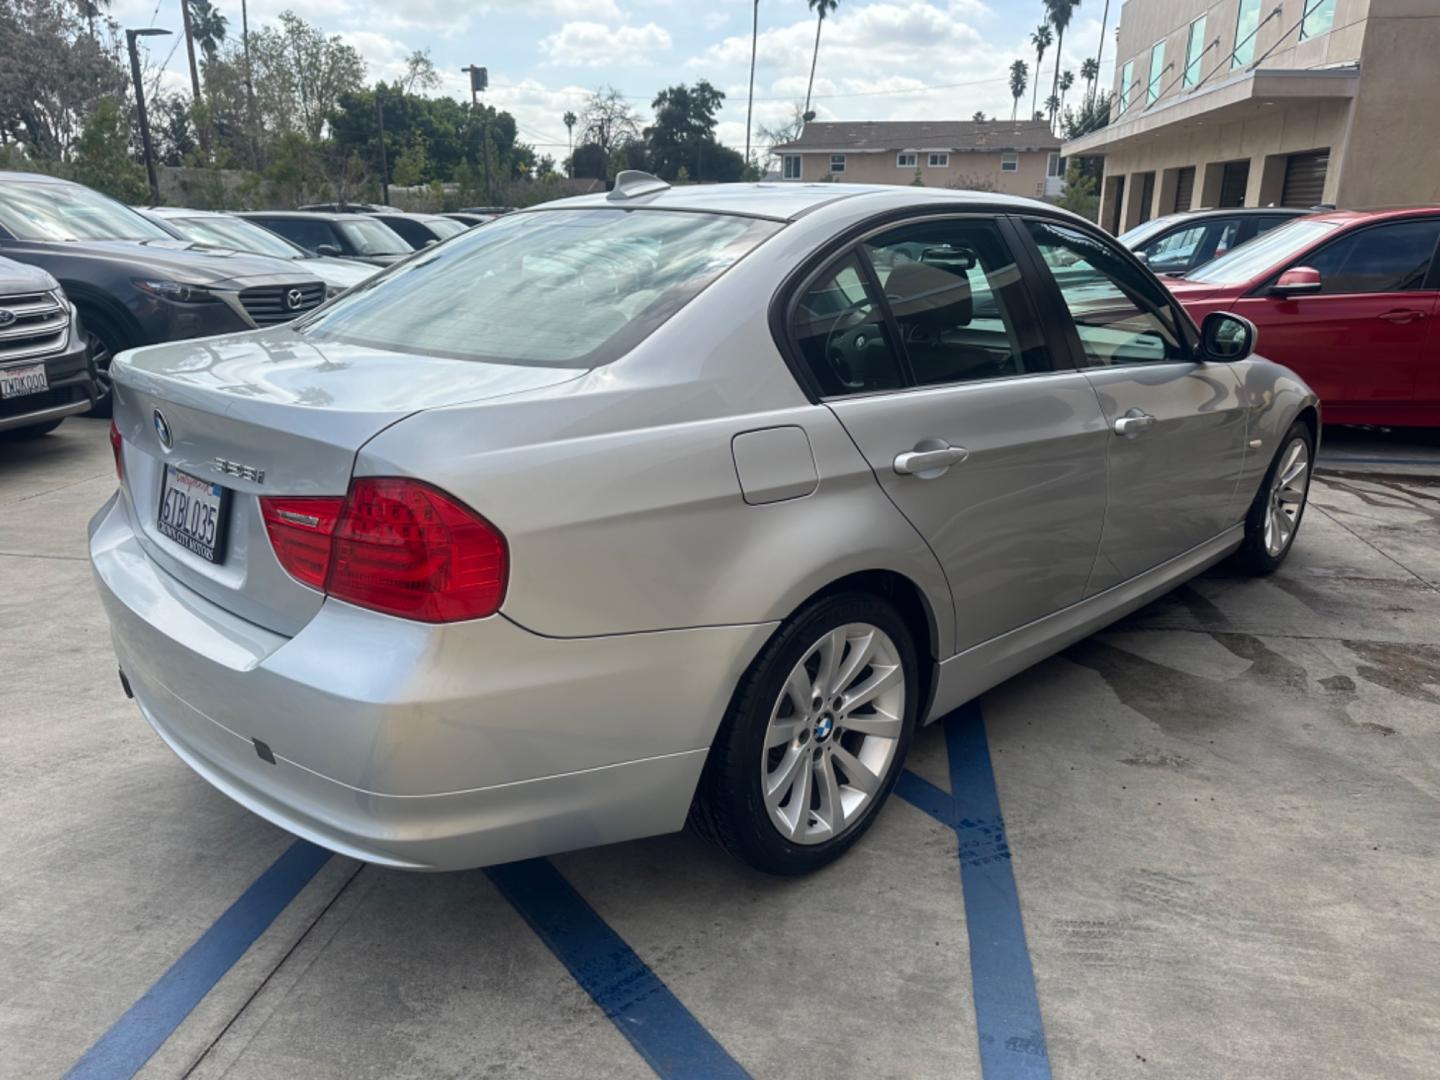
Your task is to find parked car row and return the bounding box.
[0,172,490,432]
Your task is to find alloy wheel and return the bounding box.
[760,623,906,845]
[1264,437,1310,557]
[88,331,113,397]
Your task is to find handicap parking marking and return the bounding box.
[897,702,1053,1080]
[64,840,333,1080]
[487,858,753,1080]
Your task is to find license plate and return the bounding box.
[158,466,230,563]
[0,363,47,399]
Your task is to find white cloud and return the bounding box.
[478,0,624,19]
[540,21,673,68]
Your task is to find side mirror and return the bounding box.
[1134,249,1149,265]
[1269,266,1322,297]
[423,238,439,248]
[1199,311,1257,363]
[316,243,342,257]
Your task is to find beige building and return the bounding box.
[1065,0,1440,233]
[772,120,1064,198]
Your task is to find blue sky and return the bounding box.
[111,0,1117,159]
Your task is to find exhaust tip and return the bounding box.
[118,669,133,699]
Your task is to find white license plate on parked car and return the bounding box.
[0,363,47,399]
[158,466,230,563]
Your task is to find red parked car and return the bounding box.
[1165,207,1440,427]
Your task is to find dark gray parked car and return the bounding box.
[1119,207,1311,275]
[0,255,95,438]
[0,173,327,415]
[365,211,467,249]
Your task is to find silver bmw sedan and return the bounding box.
[90,176,1318,876]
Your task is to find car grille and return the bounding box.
[0,291,69,363]
[238,282,326,326]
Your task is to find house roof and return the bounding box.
[774,119,1062,154]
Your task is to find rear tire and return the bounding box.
[690,592,918,876]
[1233,419,1314,575]
[0,419,64,440]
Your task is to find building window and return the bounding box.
[1184,15,1207,87]
[1147,41,1166,104]
[896,151,917,168]
[1301,0,1336,41]
[1119,60,1135,111]
[782,155,801,180]
[928,152,949,168]
[830,154,846,173]
[1001,152,1019,173]
[1232,0,1262,68]
[1047,152,1064,177]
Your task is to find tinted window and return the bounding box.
[1027,219,1186,366]
[337,219,411,255]
[258,217,336,252]
[792,253,904,396]
[1303,221,1440,294]
[302,208,777,368]
[1140,223,1208,272]
[1254,215,1292,236]
[375,216,430,248]
[863,219,1046,386]
[1186,218,1339,285]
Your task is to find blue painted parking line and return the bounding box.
[487,859,752,1080]
[65,839,332,1080]
[897,702,1052,1080]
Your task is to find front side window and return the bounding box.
[259,218,336,252]
[782,154,802,180]
[897,152,917,168]
[862,219,1047,386]
[1187,218,1339,284]
[1147,41,1166,104]
[1301,0,1336,41]
[1026,219,1186,366]
[1184,15,1207,87]
[302,208,779,368]
[1140,224,1208,273]
[0,181,174,242]
[791,253,904,396]
[1119,60,1135,111]
[1233,0,1262,67]
[928,152,949,168]
[830,155,846,174]
[338,219,411,255]
[1001,152,1019,173]
[1300,221,1440,294]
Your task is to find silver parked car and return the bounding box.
[90,176,1318,875]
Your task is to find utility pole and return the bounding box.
[745,0,758,170]
[126,27,171,206]
[376,88,389,206]
[462,65,489,202]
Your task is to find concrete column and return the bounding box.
[1100,174,1123,234]
[1157,168,1181,216]
[1254,154,1288,207]
[1196,161,1227,209]
[1120,173,1149,232]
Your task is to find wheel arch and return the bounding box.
[61,283,144,348]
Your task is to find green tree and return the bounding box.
[577,86,640,177]
[1054,159,1097,219]
[1060,90,1112,141]
[1080,57,1099,103]
[1058,69,1074,120]
[1045,0,1080,124]
[1029,23,1052,122]
[253,12,365,141]
[71,97,148,202]
[1009,59,1028,121]
[646,80,726,181]
[804,0,839,119]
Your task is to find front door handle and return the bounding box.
[1378,309,1427,325]
[1113,409,1157,438]
[894,441,968,477]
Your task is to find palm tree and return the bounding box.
[1046,0,1080,124]
[1080,57,1099,104]
[804,0,839,120]
[745,0,759,166]
[1046,94,1060,121]
[972,110,988,122]
[189,0,228,64]
[563,111,577,176]
[1058,69,1074,122]
[1009,59,1028,121]
[1029,23,1052,122]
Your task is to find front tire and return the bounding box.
[79,308,125,419]
[1234,419,1314,575]
[691,593,918,876]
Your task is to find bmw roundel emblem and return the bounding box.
[153,409,173,450]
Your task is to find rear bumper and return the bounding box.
[88,493,773,870]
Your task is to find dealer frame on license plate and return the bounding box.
[157,466,231,563]
[0,363,48,399]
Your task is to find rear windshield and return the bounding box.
[424,217,467,239]
[298,208,780,367]
[338,218,411,255]
[1185,218,1338,285]
[1117,215,1183,249]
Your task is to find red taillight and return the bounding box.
[260,479,508,623]
[109,421,123,481]
[259,496,345,590]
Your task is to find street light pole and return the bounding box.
[376,88,390,207]
[461,65,489,203]
[126,27,171,206]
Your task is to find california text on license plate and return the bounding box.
[158,466,230,563]
[0,363,48,399]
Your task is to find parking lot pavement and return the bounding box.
[3,417,1437,1080]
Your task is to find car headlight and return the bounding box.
[133,278,218,303]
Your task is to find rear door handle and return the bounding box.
[893,442,968,477]
[1378,309,1427,324]
[1113,409,1157,438]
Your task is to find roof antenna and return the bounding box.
[608,170,671,201]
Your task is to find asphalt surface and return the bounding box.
[3,418,1437,1080]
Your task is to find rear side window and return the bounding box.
[301,208,779,367]
[1302,220,1440,294]
[1026,219,1187,367]
[792,253,905,396]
